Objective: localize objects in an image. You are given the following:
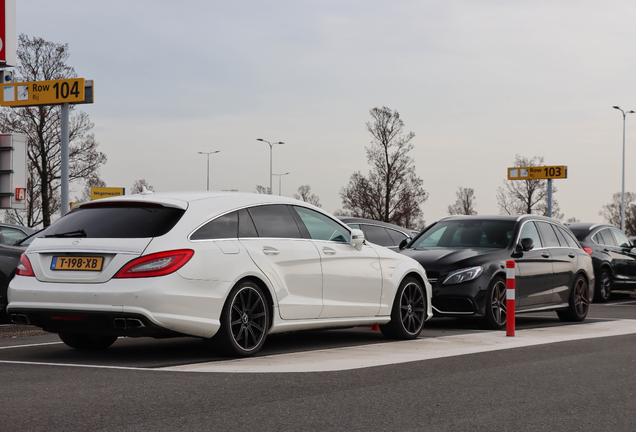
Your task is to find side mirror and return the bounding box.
[399,238,409,250]
[350,229,365,251]
[517,237,535,252]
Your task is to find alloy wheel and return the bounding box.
[229,286,267,352]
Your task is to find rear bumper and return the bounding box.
[8,309,184,338]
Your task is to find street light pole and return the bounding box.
[197,151,220,191]
[613,106,635,232]
[272,172,290,196]
[257,139,284,194]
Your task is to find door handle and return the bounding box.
[322,247,337,255]
[262,247,279,256]
[541,253,550,258]
[568,253,576,258]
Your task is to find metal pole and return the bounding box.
[206,154,210,191]
[547,178,552,218]
[269,144,273,195]
[61,103,69,215]
[622,112,626,231]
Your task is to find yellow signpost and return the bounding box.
[507,165,567,180]
[91,187,125,200]
[1,78,86,107]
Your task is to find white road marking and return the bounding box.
[0,341,63,350]
[164,319,636,373]
[1,320,636,373]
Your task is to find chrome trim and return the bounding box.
[427,278,438,284]
[26,249,140,255]
[518,303,568,313]
[432,305,474,315]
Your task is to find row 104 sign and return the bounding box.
[1,78,87,107]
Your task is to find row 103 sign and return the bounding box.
[507,165,567,180]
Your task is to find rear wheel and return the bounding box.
[483,277,507,330]
[557,275,590,322]
[380,277,426,339]
[58,332,118,350]
[595,268,612,303]
[212,281,269,357]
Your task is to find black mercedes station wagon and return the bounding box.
[399,215,594,329]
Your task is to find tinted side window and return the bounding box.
[248,205,302,238]
[191,211,238,240]
[611,228,631,248]
[599,229,617,246]
[0,227,27,245]
[292,206,350,243]
[363,225,395,247]
[519,221,543,248]
[557,226,579,248]
[536,222,560,247]
[387,228,408,245]
[238,209,258,238]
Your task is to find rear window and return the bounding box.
[41,203,185,238]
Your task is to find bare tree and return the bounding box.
[294,185,321,207]
[600,192,636,236]
[131,179,154,194]
[340,106,428,228]
[566,216,580,223]
[255,185,271,194]
[0,35,106,227]
[497,155,562,220]
[448,187,477,215]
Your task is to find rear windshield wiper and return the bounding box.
[45,229,87,238]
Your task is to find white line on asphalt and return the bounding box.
[0,341,63,350]
[163,319,636,373]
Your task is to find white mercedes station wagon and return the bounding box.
[7,192,432,357]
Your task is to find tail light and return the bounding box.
[114,249,194,278]
[16,253,35,277]
[583,247,594,255]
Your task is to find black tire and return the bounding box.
[58,332,118,350]
[380,277,426,340]
[212,280,269,357]
[483,277,507,330]
[594,268,612,303]
[557,274,590,322]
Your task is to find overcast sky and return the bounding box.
[14,1,636,226]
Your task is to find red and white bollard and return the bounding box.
[506,260,515,337]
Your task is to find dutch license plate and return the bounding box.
[51,256,104,271]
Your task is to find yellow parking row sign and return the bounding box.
[507,166,567,180]
[1,78,85,107]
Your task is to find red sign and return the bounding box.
[0,0,6,63]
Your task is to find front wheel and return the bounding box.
[483,277,507,330]
[212,280,269,357]
[557,275,590,322]
[58,332,118,350]
[380,277,427,339]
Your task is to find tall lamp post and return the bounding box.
[272,172,290,196]
[613,106,635,232]
[197,151,220,191]
[257,138,284,194]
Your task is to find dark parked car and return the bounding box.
[0,231,37,323]
[399,215,594,329]
[566,223,636,302]
[338,217,420,250]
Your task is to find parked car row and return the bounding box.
[4,192,632,356]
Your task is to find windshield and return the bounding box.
[410,220,515,249]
